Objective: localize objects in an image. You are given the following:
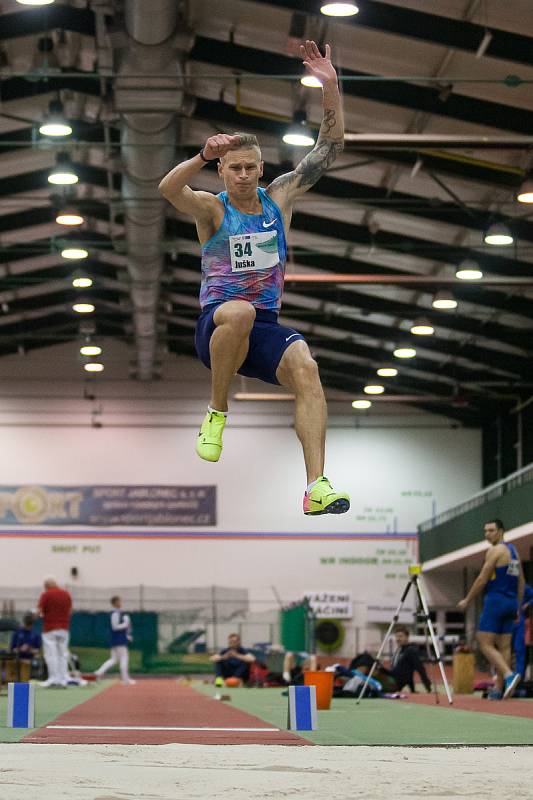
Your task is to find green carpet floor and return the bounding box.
[2,681,532,746]
[0,681,110,743]
[196,684,533,746]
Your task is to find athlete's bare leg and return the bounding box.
[276,340,326,484]
[477,631,512,690]
[209,300,255,411]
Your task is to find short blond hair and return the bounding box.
[232,132,260,149]
[220,132,262,163]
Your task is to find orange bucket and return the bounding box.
[303,670,334,710]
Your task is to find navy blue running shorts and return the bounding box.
[478,592,518,635]
[195,302,306,385]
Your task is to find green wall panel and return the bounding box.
[69,611,157,654]
[419,481,533,562]
[280,603,313,652]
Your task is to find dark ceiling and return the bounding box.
[0,0,532,428]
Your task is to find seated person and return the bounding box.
[210,633,255,687]
[335,626,431,695]
[66,651,88,687]
[282,651,317,684]
[363,625,432,693]
[8,612,41,682]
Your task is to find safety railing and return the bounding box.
[419,461,533,533]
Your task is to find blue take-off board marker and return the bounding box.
[288,685,318,731]
[7,682,35,728]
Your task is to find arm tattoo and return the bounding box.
[299,105,345,186]
[294,138,344,189]
[321,109,337,137]
[269,108,343,196]
[269,170,299,193]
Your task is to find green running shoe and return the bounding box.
[196,409,226,462]
[303,476,350,516]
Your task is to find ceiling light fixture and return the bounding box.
[484,222,513,246]
[56,208,84,226]
[456,260,483,280]
[352,399,371,410]
[364,384,385,395]
[301,75,322,88]
[39,99,71,137]
[432,290,458,310]
[80,344,102,356]
[79,320,95,336]
[376,367,398,377]
[411,318,434,336]
[62,247,88,260]
[516,175,533,204]
[48,154,78,185]
[72,302,95,314]
[72,274,93,288]
[84,362,104,372]
[394,346,416,359]
[282,111,315,147]
[17,0,55,6]
[320,2,359,16]
[30,36,60,79]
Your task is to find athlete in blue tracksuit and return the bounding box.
[512,583,533,678]
[458,519,525,699]
[94,595,136,685]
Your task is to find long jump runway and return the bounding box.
[23,680,308,746]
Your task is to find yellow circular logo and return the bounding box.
[13,486,49,523]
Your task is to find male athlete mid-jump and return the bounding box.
[159,41,349,516]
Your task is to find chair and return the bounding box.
[0,618,20,690]
[0,618,44,688]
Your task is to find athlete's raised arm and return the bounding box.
[158,134,242,220]
[268,41,344,208]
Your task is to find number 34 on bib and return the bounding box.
[229,231,279,273]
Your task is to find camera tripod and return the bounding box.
[357,565,453,705]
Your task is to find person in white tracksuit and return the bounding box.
[94,596,136,685]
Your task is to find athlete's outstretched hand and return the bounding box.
[300,40,337,86]
[202,134,242,160]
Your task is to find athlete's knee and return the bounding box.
[233,303,256,332]
[291,357,322,391]
[476,633,492,653]
[218,301,256,333]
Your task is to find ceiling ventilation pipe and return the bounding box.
[117,1,186,379]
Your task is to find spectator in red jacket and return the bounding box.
[38,576,72,688]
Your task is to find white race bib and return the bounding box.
[229,230,279,273]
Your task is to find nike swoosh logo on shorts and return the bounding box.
[285,333,299,342]
[262,220,276,228]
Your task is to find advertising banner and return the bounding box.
[0,485,216,527]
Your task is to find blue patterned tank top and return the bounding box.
[200,188,287,311]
